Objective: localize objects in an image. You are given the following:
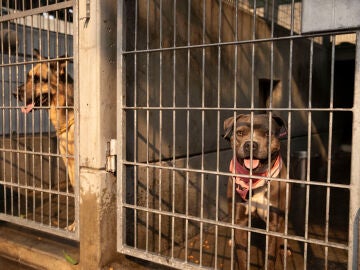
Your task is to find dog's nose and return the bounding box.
[243,141,258,154]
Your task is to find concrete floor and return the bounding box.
[0,256,38,270]
[171,222,347,270]
[0,151,353,269]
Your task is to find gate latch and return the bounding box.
[106,139,117,174]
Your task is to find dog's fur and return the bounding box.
[13,50,75,230]
[224,114,289,270]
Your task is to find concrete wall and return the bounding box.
[130,1,330,159]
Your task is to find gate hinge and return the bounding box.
[106,139,117,174]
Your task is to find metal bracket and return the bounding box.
[80,0,91,25]
[86,0,90,20]
[106,139,117,174]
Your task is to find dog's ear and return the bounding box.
[49,59,69,82]
[223,115,244,141]
[223,116,235,141]
[33,49,44,60]
[59,60,68,78]
[272,115,287,139]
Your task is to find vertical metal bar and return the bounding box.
[133,0,138,249]
[348,30,360,270]
[215,0,222,268]
[265,0,275,266]
[324,34,336,270]
[63,6,71,231]
[56,22,60,230]
[200,0,206,266]
[73,0,79,239]
[117,0,126,251]
[185,0,191,263]
[48,4,53,228]
[54,9,60,229]
[305,38,314,270]
[231,1,239,269]
[249,1,257,269]
[171,0,177,260]
[55,6,60,229]
[158,0,163,255]
[14,0,21,220]
[145,0,150,253]
[23,4,28,222]
[30,13,35,223]
[286,0,295,268]
[6,14,13,217]
[0,8,5,215]
[38,10,44,226]
[303,60,311,270]
[47,8,52,227]
[284,3,295,269]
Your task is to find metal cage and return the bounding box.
[117,0,359,269]
[0,0,78,240]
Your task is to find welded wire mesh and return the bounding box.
[117,1,358,269]
[0,0,77,240]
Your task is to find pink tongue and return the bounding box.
[244,159,260,169]
[21,103,35,114]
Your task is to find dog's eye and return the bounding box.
[236,130,243,137]
[265,130,275,137]
[33,75,48,84]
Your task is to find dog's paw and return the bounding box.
[280,244,292,257]
[65,221,76,232]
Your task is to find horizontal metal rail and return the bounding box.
[123,161,350,190]
[0,56,74,69]
[121,203,349,250]
[120,29,357,56]
[123,106,353,112]
[0,214,78,240]
[0,1,74,23]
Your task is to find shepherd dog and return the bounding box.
[13,49,75,231]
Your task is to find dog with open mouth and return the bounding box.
[224,113,290,270]
[13,49,75,231]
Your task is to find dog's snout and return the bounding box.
[243,141,258,154]
[12,90,20,100]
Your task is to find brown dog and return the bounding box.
[224,114,290,270]
[13,49,75,230]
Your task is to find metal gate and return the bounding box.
[117,0,359,269]
[0,0,78,240]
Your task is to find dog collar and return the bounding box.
[229,154,282,201]
[57,117,75,135]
